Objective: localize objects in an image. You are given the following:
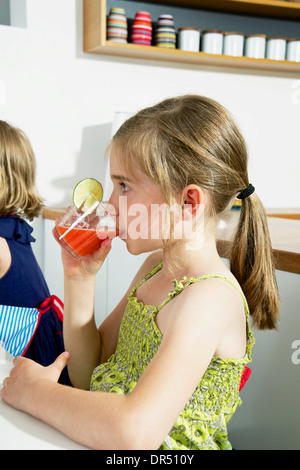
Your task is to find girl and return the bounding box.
[0,121,70,384]
[0,120,49,306]
[1,96,279,450]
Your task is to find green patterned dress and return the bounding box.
[90,261,255,450]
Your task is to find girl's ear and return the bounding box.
[182,185,203,219]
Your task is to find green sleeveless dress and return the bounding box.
[90,261,255,450]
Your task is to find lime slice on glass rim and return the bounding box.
[73,178,103,213]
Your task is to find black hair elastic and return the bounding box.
[236,184,255,200]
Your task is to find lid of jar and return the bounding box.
[245,34,267,38]
[224,31,244,36]
[287,37,300,42]
[267,36,287,41]
[202,30,224,35]
[179,27,200,32]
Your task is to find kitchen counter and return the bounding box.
[43,208,300,275]
[0,376,87,450]
[217,211,300,275]
[0,398,87,450]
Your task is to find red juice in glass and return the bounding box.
[53,204,117,260]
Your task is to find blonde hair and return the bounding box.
[0,120,44,220]
[111,94,279,330]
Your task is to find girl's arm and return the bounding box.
[1,277,236,450]
[60,237,112,389]
[97,249,164,364]
[63,243,163,389]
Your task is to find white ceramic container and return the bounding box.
[178,27,201,52]
[286,38,300,62]
[223,31,244,57]
[245,34,266,59]
[266,37,286,61]
[201,30,224,55]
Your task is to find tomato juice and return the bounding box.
[54,225,114,258]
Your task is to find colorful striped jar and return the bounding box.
[155,14,176,49]
[130,11,152,46]
[107,8,128,44]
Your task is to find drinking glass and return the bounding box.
[52,200,117,260]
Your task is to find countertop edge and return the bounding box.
[43,208,300,275]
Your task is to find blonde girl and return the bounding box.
[0,120,43,221]
[0,120,48,306]
[0,121,71,384]
[1,96,279,450]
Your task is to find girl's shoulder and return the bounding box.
[0,215,35,244]
[161,273,248,359]
[163,268,247,331]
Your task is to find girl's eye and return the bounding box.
[120,182,130,193]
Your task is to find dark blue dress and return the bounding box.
[0,215,50,307]
[0,215,71,385]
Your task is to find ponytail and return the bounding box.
[230,194,280,330]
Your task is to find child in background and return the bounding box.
[0,121,70,384]
[0,120,49,306]
[1,96,279,449]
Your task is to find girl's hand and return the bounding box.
[61,236,112,279]
[0,353,70,413]
[53,215,113,279]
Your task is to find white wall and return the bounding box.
[0,0,299,210]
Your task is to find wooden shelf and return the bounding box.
[83,0,300,73]
[90,40,300,72]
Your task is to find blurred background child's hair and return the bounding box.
[0,120,44,220]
